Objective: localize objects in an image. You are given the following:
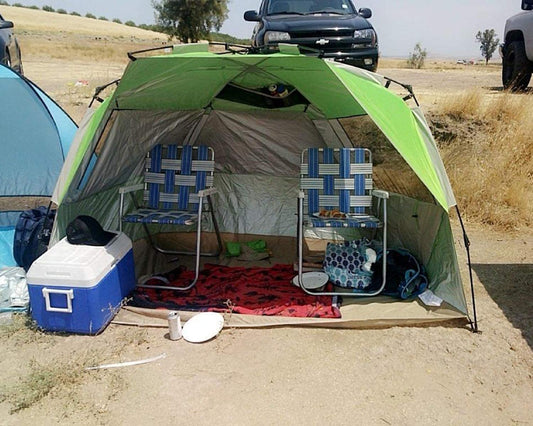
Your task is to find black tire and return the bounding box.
[13,40,23,75]
[502,40,532,91]
[2,48,11,67]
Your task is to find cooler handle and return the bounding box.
[42,288,74,313]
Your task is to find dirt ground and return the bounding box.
[1,224,531,425]
[1,53,532,424]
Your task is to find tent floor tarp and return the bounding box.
[116,234,469,329]
[115,301,468,330]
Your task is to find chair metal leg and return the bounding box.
[133,203,221,259]
[295,194,388,297]
[147,198,221,258]
[137,201,205,292]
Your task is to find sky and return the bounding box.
[8,0,524,58]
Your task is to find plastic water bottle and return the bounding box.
[276,84,289,97]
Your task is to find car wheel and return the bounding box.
[502,40,532,91]
[2,49,11,67]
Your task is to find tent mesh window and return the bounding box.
[216,83,310,109]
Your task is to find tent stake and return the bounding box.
[455,206,479,333]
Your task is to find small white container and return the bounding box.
[167,311,182,340]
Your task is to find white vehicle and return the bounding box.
[501,0,533,90]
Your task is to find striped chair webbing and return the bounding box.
[143,145,214,211]
[300,147,373,215]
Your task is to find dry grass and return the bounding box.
[0,313,149,415]
[433,92,533,230]
[1,356,93,413]
[380,57,501,71]
[1,4,167,65]
[0,312,46,343]
[0,5,164,39]
[19,35,161,64]
[435,88,484,119]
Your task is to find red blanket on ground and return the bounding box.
[130,264,340,318]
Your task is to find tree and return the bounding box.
[152,0,229,43]
[407,43,427,69]
[476,29,499,65]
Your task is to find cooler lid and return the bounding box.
[27,232,133,288]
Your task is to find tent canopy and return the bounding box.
[51,47,468,318]
[0,64,77,267]
[0,64,76,198]
[55,47,455,211]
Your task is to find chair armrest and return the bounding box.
[372,189,389,199]
[198,187,218,198]
[119,183,144,195]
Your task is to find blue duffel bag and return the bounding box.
[13,206,55,271]
[371,248,428,299]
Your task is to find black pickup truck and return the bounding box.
[0,12,23,74]
[245,0,378,71]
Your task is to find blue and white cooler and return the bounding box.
[26,232,136,334]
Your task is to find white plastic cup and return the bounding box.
[168,311,182,340]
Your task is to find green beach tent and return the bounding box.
[50,44,476,329]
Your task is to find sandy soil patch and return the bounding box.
[0,224,531,425]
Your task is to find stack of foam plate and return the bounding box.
[292,272,329,291]
[181,312,224,343]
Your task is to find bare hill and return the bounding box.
[0,5,166,68]
[0,5,164,39]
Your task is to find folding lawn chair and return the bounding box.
[295,147,389,296]
[119,144,223,291]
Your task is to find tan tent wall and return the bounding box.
[51,108,468,318]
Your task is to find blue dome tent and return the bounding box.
[0,64,77,267]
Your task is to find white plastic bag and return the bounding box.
[0,267,29,309]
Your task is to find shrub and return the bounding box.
[12,3,23,7]
[70,11,80,16]
[28,5,39,9]
[56,8,67,14]
[41,5,55,12]
[0,1,9,5]
[98,16,108,21]
[112,18,122,24]
[407,43,427,69]
[85,13,96,19]
[124,20,136,27]
[210,32,251,45]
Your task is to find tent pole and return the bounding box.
[455,206,479,333]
